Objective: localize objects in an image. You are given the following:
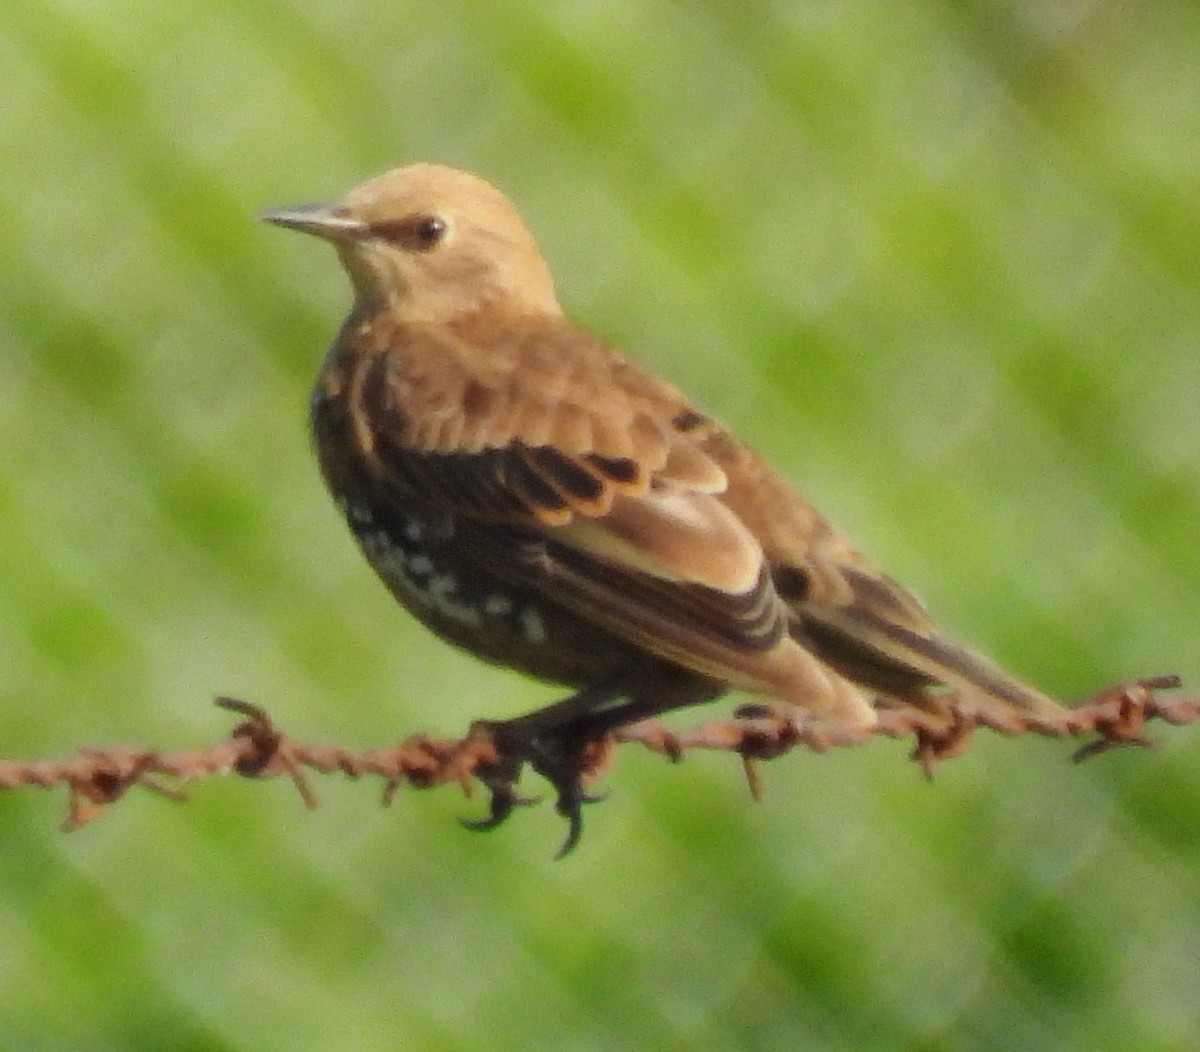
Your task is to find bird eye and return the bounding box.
[410,215,447,250]
[372,214,448,252]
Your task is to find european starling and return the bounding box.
[263,164,1069,852]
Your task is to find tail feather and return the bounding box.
[793,570,1069,722]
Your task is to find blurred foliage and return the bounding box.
[2,0,1200,1048]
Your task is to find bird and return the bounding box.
[262,163,1071,853]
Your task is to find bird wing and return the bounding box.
[338,317,797,685]
[688,426,1068,719]
[342,314,1066,719]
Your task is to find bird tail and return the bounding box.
[793,567,1069,722]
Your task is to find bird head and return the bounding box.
[262,163,562,324]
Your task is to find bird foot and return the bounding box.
[460,778,542,832]
[460,728,541,833]
[461,719,610,857]
[530,739,608,859]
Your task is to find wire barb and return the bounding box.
[0,676,1194,835]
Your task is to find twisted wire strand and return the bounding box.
[0,678,1194,832]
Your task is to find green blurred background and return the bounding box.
[3,1,1200,1048]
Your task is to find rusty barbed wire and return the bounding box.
[0,677,1196,832]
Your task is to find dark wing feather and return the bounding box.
[355,314,725,527]
[336,314,787,674]
[794,565,1065,717]
[447,516,788,685]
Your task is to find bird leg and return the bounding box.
[466,668,719,855]
[462,674,636,848]
[458,746,541,834]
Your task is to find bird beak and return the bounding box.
[259,202,368,242]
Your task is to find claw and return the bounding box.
[550,781,607,859]
[462,739,540,832]
[554,801,583,858]
[495,732,608,857]
[462,694,627,853]
[521,731,614,857]
[461,780,541,832]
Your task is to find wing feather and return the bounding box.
[340,319,786,664]
[331,312,1069,722]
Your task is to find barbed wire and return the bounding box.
[0,677,1196,833]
